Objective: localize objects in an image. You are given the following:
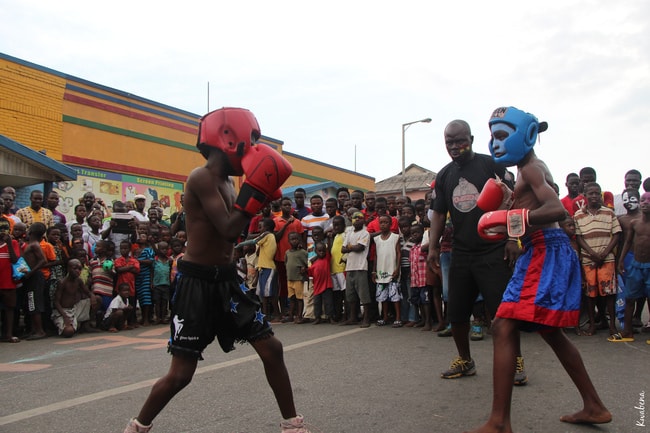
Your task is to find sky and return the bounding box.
[2,0,649,194]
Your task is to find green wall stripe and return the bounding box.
[63,115,197,152]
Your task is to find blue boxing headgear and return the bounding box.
[488,106,548,166]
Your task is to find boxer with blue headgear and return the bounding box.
[488,106,548,167]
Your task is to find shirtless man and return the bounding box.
[618,191,650,341]
[466,107,611,433]
[52,259,94,337]
[124,107,311,433]
[21,222,48,340]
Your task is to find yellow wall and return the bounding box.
[0,58,65,160]
[0,53,374,193]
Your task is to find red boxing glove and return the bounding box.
[477,176,513,211]
[235,144,293,217]
[477,208,529,241]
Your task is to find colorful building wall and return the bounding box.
[1,53,375,220]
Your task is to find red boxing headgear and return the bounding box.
[197,107,261,175]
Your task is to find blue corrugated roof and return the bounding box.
[281,181,339,198]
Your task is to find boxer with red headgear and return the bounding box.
[467,108,611,433]
[196,107,260,174]
[125,108,312,433]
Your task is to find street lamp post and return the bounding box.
[402,118,432,196]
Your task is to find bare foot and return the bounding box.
[462,421,513,433]
[560,408,612,424]
[581,325,595,336]
[433,322,447,332]
[108,327,118,333]
[421,324,433,331]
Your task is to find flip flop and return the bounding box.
[0,336,20,343]
[607,333,634,342]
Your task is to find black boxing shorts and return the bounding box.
[167,259,273,360]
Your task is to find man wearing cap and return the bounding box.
[129,194,149,222]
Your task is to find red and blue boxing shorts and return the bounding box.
[496,228,581,330]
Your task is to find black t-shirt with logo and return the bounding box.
[432,153,512,254]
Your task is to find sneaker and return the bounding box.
[441,356,476,379]
[470,324,484,341]
[514,355,528,386]
[280,414,311,433]
[437,323,452,337]
[124,418,152,433]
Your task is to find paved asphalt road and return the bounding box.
[0,318,648,433]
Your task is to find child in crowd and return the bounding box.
[308,241,334,324]
[46,225,67,313]
[303,226,325,322]
[52,259,94,337]
[70,223,93,257]
[72,247,91,286]
[398,216,417,327]
[256,218,279,321]
[284,232,308,323]
[152,241,171,324]
[84,214,103,251]
[89,240,116,321]
[135,230,155,326]
[169,238,185,286]
[322,197,339,234]
[0,217,20,342]
[328,215,347,322]
[21,222,48,340]
[101,283,134,332]
[409,223,432,331]
[574,182,621,338]
[56,223,73,260]
[373,214,402,327]
[242,243,258,292]
[617,188,643,329]
[618,192,650,342]
[174,230,187,248]
[341,211,371,327]
[115,240,140,329]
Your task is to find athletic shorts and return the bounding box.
[345,270,370,304]
[447,247,511,324]
[257,268,278,298]
[24,272,45,313]
[287,280,304,299]
[583,261,617,297]
[376,281,401,302]
[168,260,273,359]
[497,229,581,329]
[625,259,650,299]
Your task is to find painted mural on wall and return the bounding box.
[53,166,184,221]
